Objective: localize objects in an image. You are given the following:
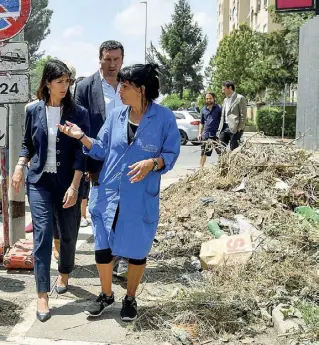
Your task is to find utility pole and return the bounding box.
[8,31,26,245]
[140,1,148,64]
[281,84,287,141]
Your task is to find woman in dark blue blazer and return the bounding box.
[11,60,89,322]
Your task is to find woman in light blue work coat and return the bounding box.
[58,63,180,322]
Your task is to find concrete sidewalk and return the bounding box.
[0,170,190,345]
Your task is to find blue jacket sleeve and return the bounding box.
[73,107,90,172]
[83,114,111,161]
[200,109,205,125]
[159,115,181,175]
[19,107,34,159]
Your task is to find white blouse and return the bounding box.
[43,106,61,173]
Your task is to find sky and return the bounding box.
[40,0,218,78]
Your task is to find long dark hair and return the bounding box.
[37,59,75,118]
[117,63,160,103]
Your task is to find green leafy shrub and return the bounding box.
[256,106,296,137]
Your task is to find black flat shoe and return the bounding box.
[55,285,68,294]
[36,311,51,322]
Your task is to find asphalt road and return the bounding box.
[161,142,218,188]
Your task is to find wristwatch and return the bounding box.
[152,158,159,171]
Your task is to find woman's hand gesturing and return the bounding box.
[127,159,153,183]
[57,121,83,139]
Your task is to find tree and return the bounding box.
[25,0,53,61]
[30,56,53,96]
[207,24,265,102]
[149,0,207,98]
[268,6,314,86]
[161,89,196,110]
[206,9,314,102]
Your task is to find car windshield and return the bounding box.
[189,112,201,119]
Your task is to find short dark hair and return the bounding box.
[99,40,124,59]
[74,76,86,95]
[206,92,216,99]
[117,64,160,102]
[37,59,75,118]
[223,81,235,91]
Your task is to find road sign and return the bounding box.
[0,42,28,70]
[276,0,315,12]
[0,0,31,42]
[0,74,29,103]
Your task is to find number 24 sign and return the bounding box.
[0,74,29,104]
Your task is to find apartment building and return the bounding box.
[249,0,281,33]
[217,0,280,42]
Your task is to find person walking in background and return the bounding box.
[75,40,128,276]
[11,60,89,322]
[52,63,77,260]
[218,81,247,151]
[197,92,221,168]
[74,76,91,228]
[188,101,200,113]
[58,63,180,322]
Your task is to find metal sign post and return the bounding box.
[0,1,32,245]
[0,106,9,252]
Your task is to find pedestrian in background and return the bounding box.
[11,60,89,322]
[74,76,91,228]
[58,63,180,322]
[218,81,247,151]
[197,92,221,168]
[188,101,200,113]
[75,40,128,276]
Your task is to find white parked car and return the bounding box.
[173,110,201,145]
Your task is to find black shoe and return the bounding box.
[120,295,138,322]
[84,292,115,317]
[55,285,68,294]
[36,311,51,322]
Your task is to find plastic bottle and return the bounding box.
[208,220,225,239]
[295,206,319,223]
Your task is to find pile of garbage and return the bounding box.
[139,140,319,344]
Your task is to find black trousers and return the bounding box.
[219,124,243,151]
[28,173,81,292]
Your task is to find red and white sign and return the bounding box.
[0,0,31,42]
[276,0,315,11]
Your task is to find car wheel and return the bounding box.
[191,141,201,146]
[179,130,188,145]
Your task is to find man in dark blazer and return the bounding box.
[74,40,125,277]
[75,40,124,182]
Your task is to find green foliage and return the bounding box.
[207,25,267,101]
[30,56,53,96]
[297,301,319,326]
[25,0,53,62]
[206,11,313,102]
[148,0,207,98]
[161,94,183,110]
[256,105,296,137]
[161,89,198,110]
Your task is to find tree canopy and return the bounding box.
[148,0,207,99]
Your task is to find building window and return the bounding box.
[264,0,268,6]
[251,9,254,27]
[263,24,267,32]
[257,0,261,12]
